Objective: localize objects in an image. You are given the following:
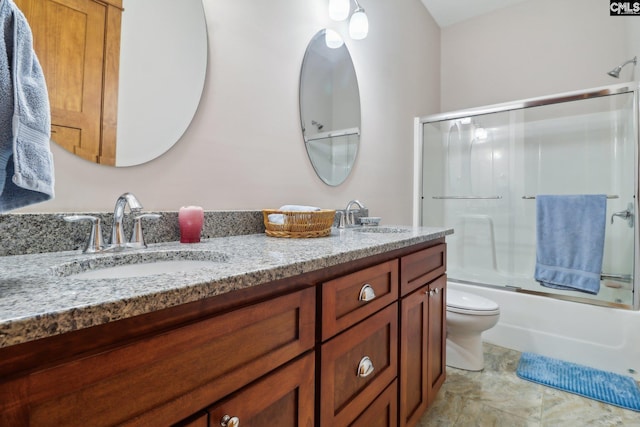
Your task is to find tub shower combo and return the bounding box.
[415,82,640,378]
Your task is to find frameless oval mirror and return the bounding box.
[19,0,207,167]
[299,29,361,186]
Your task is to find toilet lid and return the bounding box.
[447,289,499,314]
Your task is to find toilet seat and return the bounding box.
[447,289,500,316]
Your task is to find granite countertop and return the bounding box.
[0,225,452,349]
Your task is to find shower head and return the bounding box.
[607,56,637,78]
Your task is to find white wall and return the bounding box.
[441,0,639,112]
[22,0,440,226]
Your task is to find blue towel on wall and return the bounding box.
[534,195,606,295]
[0,0,54,213]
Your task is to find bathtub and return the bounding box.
[448,281,640,380]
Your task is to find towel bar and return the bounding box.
[601,273,632,283]
[522,195,619,199]
[432,196,502,200]
[304,127,360,142]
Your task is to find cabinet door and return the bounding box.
[399,283,429,427]
[427,276,446,405]
[207,352,315,427]
[399,275,447,427]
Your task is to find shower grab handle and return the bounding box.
[432,196,502,200]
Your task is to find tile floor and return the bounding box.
[418,343,640,426]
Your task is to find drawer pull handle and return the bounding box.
[357,356,375,378]
[358,284,376,302]
[221,415,240,427]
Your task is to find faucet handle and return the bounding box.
[129,214,161,248]
[64,215,106,253]
[338,211,346,229]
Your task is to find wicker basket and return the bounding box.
[262,209,336,238]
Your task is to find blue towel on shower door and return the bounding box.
[534,195,606,295]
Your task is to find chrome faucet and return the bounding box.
[64,192,159,253]
[611,202,634,228]
[344,199,366,227]
[110,192,143,249]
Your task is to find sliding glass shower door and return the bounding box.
[421,87,637,308]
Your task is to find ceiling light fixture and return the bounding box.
[328,0,350,21]
[349,0,368,40]
[328,0,368,41]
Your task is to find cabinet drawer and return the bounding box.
[400,244,446,296]
[207,352,315,427]
[351,379,398,427]
[174,412,208,427]
[15,288,315,427]
[320,303,398,427]
[322,259,398,340]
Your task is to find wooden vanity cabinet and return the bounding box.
[0,238,447,427]
[0,287,315,427]
[399,245,447,427]
[319,241,447,427]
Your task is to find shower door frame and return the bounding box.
[413,82,640,310]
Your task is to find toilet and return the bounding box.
[446,288,500,371]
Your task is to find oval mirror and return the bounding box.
[299,29,361,186]
[19,0,207,167]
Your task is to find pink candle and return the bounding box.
[179,206,204,243]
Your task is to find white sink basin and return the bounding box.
[67,260,221,279]
[52,250,228,280]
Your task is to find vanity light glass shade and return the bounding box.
[349,10,369,40]
[329,0,350,21]
[325,29,344,49]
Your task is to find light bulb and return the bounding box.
[349,9,368,40]
[325,29,344,49]
[329,0,350,21]
[474,127,488,141]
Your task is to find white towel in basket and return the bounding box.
[268,205,321,224]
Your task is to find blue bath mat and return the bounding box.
[516,352,640,412]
